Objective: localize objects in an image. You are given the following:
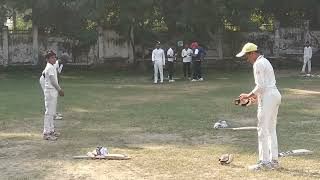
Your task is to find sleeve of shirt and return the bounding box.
[49,75,61,91]
[250,62,265,95]
[167,49,173,57]
[47,67,55,76]
[304,47,307,57]
[162,50,165,65]
[57,64,63,74]
[152,50,155,62]
[181,50,184,58]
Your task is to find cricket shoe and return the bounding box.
[198,78,204,81]
[43,134,57,141]
[169,79,175,82]
[248,161,272,171]
[54,115,63,120]
[191,79,198,82]
[51,131,61,137]
[56,113,63,117]
[270,160,280,170]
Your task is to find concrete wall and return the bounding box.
[8,32,33,64]
[0,27,133,66]
[101,30,132,61]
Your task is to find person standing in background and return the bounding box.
[181,43,193,79]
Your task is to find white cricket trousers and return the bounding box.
[154,61,164,83]
[301,57,311,73]
[257,88,281,162]
[43,89,58,135]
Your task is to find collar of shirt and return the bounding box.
[254,55,264,64]
[47,62,54,67]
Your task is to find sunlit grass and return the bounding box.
[0,69,320,179]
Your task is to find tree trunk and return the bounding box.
[129,24,135,63]
[12,10,17,32]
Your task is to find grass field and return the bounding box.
[0,68,320,180]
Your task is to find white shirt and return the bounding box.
[304,46,312,59]
[152,48,165,65]
[44,63,59,90]
[181,48,193,62]
[167,48,175,62]
[250,55,277,95]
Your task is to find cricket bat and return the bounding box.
[278,149,313,157]
[217,126,257,131]
[73,154,130,160]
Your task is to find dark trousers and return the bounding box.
[193,61,202,79]
[168,61,174,80]
[183,62,191,78]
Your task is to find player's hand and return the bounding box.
[239,93,249,100]
[59,89,65,97]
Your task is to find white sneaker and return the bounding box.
[191,79,198,82]
[248,161,272,171]
[50,131,61,137]
[169,79,175,82]
[43,134,57,141]
[199,78,204,81]
[56,113,63,117]
[270,160,280,169]
[54,116,63,120]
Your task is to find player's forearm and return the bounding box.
[49,75,61,91]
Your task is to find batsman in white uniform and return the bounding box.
[152,42,165,84]
[41,51,64,140]
[236,43,281,171]
[40,54,64,120]
[301,41,312,74]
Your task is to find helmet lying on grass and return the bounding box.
[219,154,234,165]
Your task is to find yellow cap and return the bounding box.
[236,43,258,57]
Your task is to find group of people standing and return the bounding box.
[151,41,205,84]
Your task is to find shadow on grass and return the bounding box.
[278,168,320,179]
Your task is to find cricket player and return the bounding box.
[236,43,281,171]
[167,44,176,82]
[181,43,193,79]
[40,53,64,120]
[152,42,165,84]
[301,41,312,74]
[42,50,64,140]
[191,42,203,81]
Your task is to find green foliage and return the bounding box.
[2,0,320,48]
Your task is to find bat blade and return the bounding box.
[216,126,257,131]
[278,149,313,157]
[73,154,130,160]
